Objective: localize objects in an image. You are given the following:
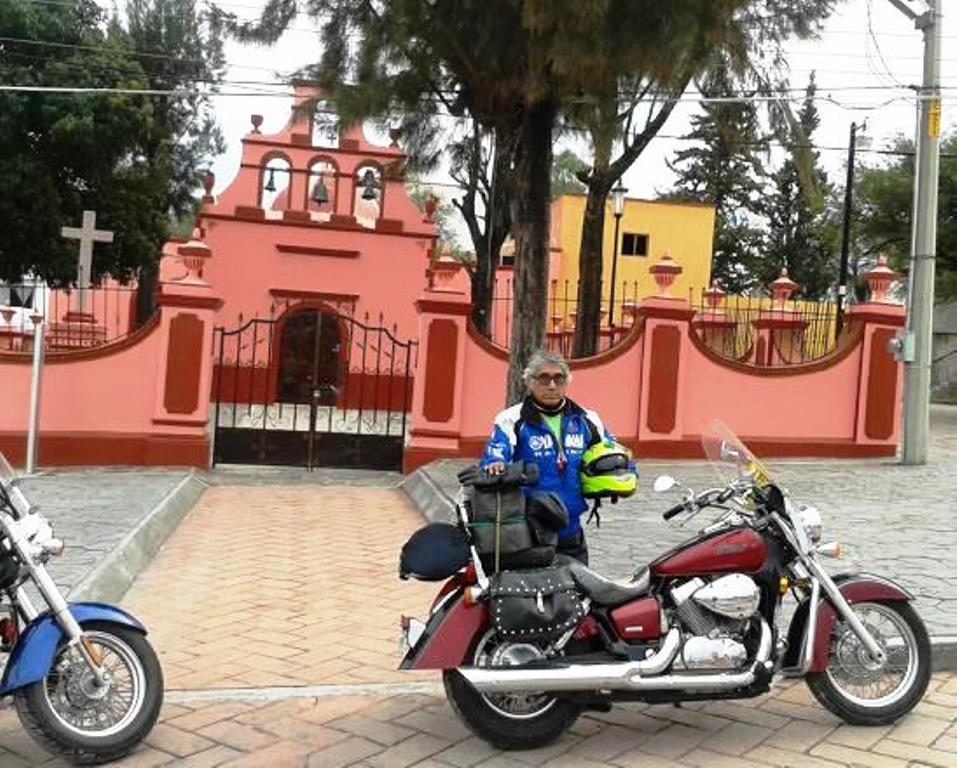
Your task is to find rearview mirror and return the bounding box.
[653,475,677,493]
[719,441,742,463]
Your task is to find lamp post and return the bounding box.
[835,121,870,338]
[608,182,628,329]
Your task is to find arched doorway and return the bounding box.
[276,309,343,405]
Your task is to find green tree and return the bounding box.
[763,74,838,298]
[665,66,768,293]
[568,0,836,355]
[855,134,957,301]
[0,0,224,299]
[551,149,588,196]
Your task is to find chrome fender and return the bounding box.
[0,602,146,695]
[783,573,914,673]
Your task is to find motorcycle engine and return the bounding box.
[670,574,761,670]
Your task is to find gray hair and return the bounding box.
[522,349,571,384]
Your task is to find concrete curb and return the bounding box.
[69,471,208,603]
[400,462,455,523]
[400,461,957,672]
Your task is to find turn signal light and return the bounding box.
[817,541,843,558]
[779,575,790,595]
[463,585,484,607]
[0,617,17,650]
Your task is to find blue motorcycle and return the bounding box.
[0,455,162,764]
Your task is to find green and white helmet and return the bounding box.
[579,441,638,499]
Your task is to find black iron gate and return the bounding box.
[212,308,417,471]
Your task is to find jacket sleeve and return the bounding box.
[480,407,520,467]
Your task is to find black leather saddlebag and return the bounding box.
[489,566,585,642]
[399,522,470,581]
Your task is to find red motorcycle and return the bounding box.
[399,421,931,750]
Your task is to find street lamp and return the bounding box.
[608,181,628,329]
[835,120,870,337]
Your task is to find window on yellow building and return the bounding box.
[621,233,649,256]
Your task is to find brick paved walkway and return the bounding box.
[2,409,956,766]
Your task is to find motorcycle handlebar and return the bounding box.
[662,502,688,520]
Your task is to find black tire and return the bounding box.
[443,629,582,754]
[14,621,164,765]
[806,601,931,726]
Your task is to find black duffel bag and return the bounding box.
[489,566,585,642]
[399,522,470,581]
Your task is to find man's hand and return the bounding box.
[485,461,506,476]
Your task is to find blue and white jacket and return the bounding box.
[479,397,613,540]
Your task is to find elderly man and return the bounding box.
[480,349,618,565]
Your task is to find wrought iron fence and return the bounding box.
[488,277,643,356]
[688,289,839,366]
[0,281,142,352]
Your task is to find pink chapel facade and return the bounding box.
[176,84,441,338]
[0,84,909,470]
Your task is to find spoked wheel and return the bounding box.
[806,601,931,725]
[444,629,581,750]
[15,621,163,765]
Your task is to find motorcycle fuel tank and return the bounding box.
[650,528,767,577]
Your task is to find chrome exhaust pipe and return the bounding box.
[459,620,772,695]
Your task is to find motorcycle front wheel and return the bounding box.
[443,628,581,750]
[806,600,931,726]
[14,621,164,765]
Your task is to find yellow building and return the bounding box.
[550,194,715,324]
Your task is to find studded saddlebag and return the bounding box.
[488,566,585,642]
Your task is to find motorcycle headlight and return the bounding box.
[799,505,823,544]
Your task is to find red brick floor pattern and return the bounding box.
[121,485,439,691]
[1,672,955,766]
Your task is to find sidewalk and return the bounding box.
[16,468,195,597]
[411,404,957,642]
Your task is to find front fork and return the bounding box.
[14,570,107,687]
[790,560,887,675]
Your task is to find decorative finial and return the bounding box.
[250,114,263,134]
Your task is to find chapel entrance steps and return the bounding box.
[211,307,417,471]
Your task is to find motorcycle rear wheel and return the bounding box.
[14,621,163,765]
[806,600,930,726]
[444,629,581,750]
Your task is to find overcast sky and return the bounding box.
[200,0,950,240]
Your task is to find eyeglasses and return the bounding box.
[532,373,567,386]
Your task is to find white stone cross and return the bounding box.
[61,209,113,314]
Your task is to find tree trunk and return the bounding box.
[471,128,515,335]
[136,258,159,326]
[573,179,611,357]
[572,106,614,359]
[505,99,556,405]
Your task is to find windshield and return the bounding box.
[0,452,16,489]
[701,419,776,488]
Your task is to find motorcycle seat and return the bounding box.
[561,559,651,606]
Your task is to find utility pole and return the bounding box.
[888,0,941,465]
[836,121,867,338]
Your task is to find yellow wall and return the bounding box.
[552,194,715,323]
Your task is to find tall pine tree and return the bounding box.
[666,66,767,293]
[763,74,837,298]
